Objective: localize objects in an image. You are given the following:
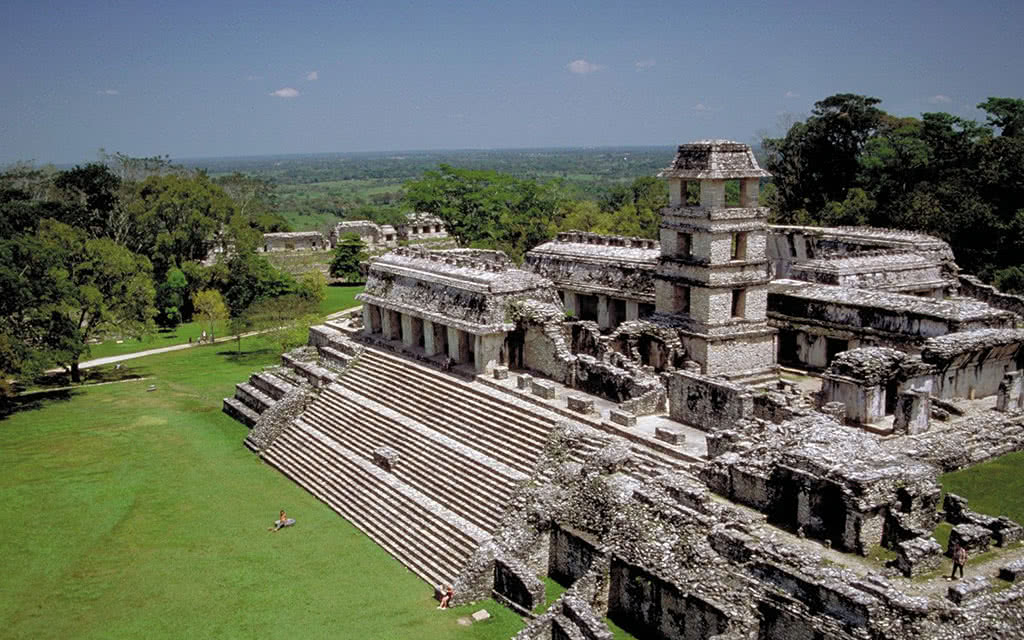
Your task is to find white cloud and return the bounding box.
[692,103,710,112]
[927,94,952,104]
[305,71,318,81]
[567,59,603,74]
[784,90,799,98]
[96,89,119,95]
[634,58,655,71]
[270,87,300,98]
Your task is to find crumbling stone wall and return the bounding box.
[667,370,754,432]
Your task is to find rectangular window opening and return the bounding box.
[731,289,745,318]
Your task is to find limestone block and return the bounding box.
[471,609,491,622]
[531,379,557,400]
[372,446,399,472]
[948,524,991,555]
[609,409,636,427]
[992,517,1024,546]
[567,395,594,415]
[517,374,533,390]
[946,576,990,605]
[896,536,942,577]
[655,427,685,445]
[492,365,509,380]
[999,557,1024,582]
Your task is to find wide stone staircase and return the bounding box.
[225,328,691,588]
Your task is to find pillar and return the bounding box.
[362,304,381,335]
[997,371,1024,412]
[447,327,470,363]
[400,313,415,347]
[474,333,505,373]
[893,389,931,435]
[597,295,611,330]
[563,291,579,317]
[625,300,639,322]
[381,309,401,341]
[423,319,437,356]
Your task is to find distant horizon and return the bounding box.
[4,1,1021,166]
[35,143,679,171]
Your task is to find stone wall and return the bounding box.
[959,274,1024,318]
[667,370,754,432]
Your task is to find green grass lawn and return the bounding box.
[940,450,1024,524]
[0,336,522,639]
[84,285,363,363]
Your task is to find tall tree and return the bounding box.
[35,220,156,382]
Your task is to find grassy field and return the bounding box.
[0,336,525,639]
[84,285,363,363]
[940,450,1024,524]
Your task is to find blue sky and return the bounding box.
[2,0,1022,165]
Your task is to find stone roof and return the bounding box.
[825,347,910,385]
[369,247,550,294]
[770,279,1012,322]
[657,140,772,180]
[262,231,325,239]
[794,253,935,274]
[921,328,1024,364]
[771,225,951,251]
[528,236,660,267]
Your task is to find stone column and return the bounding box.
[894,389,931,435]
[362,304,381,335]
[597,295,611,330]
[423,319,437,356]
[447,327,470,363]
[380,307,395,340]
[474,333,505,373]
[625,300,639,322]
[997,371,1023,412]
[563,291,579,317]
[400,313,415,347]
[699,179,725,208]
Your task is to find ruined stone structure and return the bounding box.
[330,213,450,252]
[259,230,327,252]
[223,139,1024,640]
[526,231,659,329]
[653,140,777,377]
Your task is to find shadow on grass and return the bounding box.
[216,348,278,366]
[1,388,76,420]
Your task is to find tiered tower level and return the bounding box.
[655,140,777,376]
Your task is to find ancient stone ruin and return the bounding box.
[224,140,1024,639]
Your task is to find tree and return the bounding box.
[239,294,318,354]
[192,289,228,341]
[329,233,368,282]
[35,220,156,382]
[298,270,327,307]
[158,268,188,328]
[978,97,1024,138]
[404,165,559,261]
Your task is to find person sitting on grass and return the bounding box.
[268,509,296,532]
[437,584,455,609]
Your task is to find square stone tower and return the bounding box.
[655,140,777,376]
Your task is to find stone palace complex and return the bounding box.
[224,141,1024,639]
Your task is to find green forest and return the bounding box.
[3,93,1022,399]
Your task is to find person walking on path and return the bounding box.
[949,543,968,579]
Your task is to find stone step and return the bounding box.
[335,373,544,475]
[265,442,462,587]
[250,371,297,400]
[359,348,565,435]
[223,397,260,428]
[263,423,483,586]
[235,382,276,413]
[339,360,557,460]
[302,397,515,532]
